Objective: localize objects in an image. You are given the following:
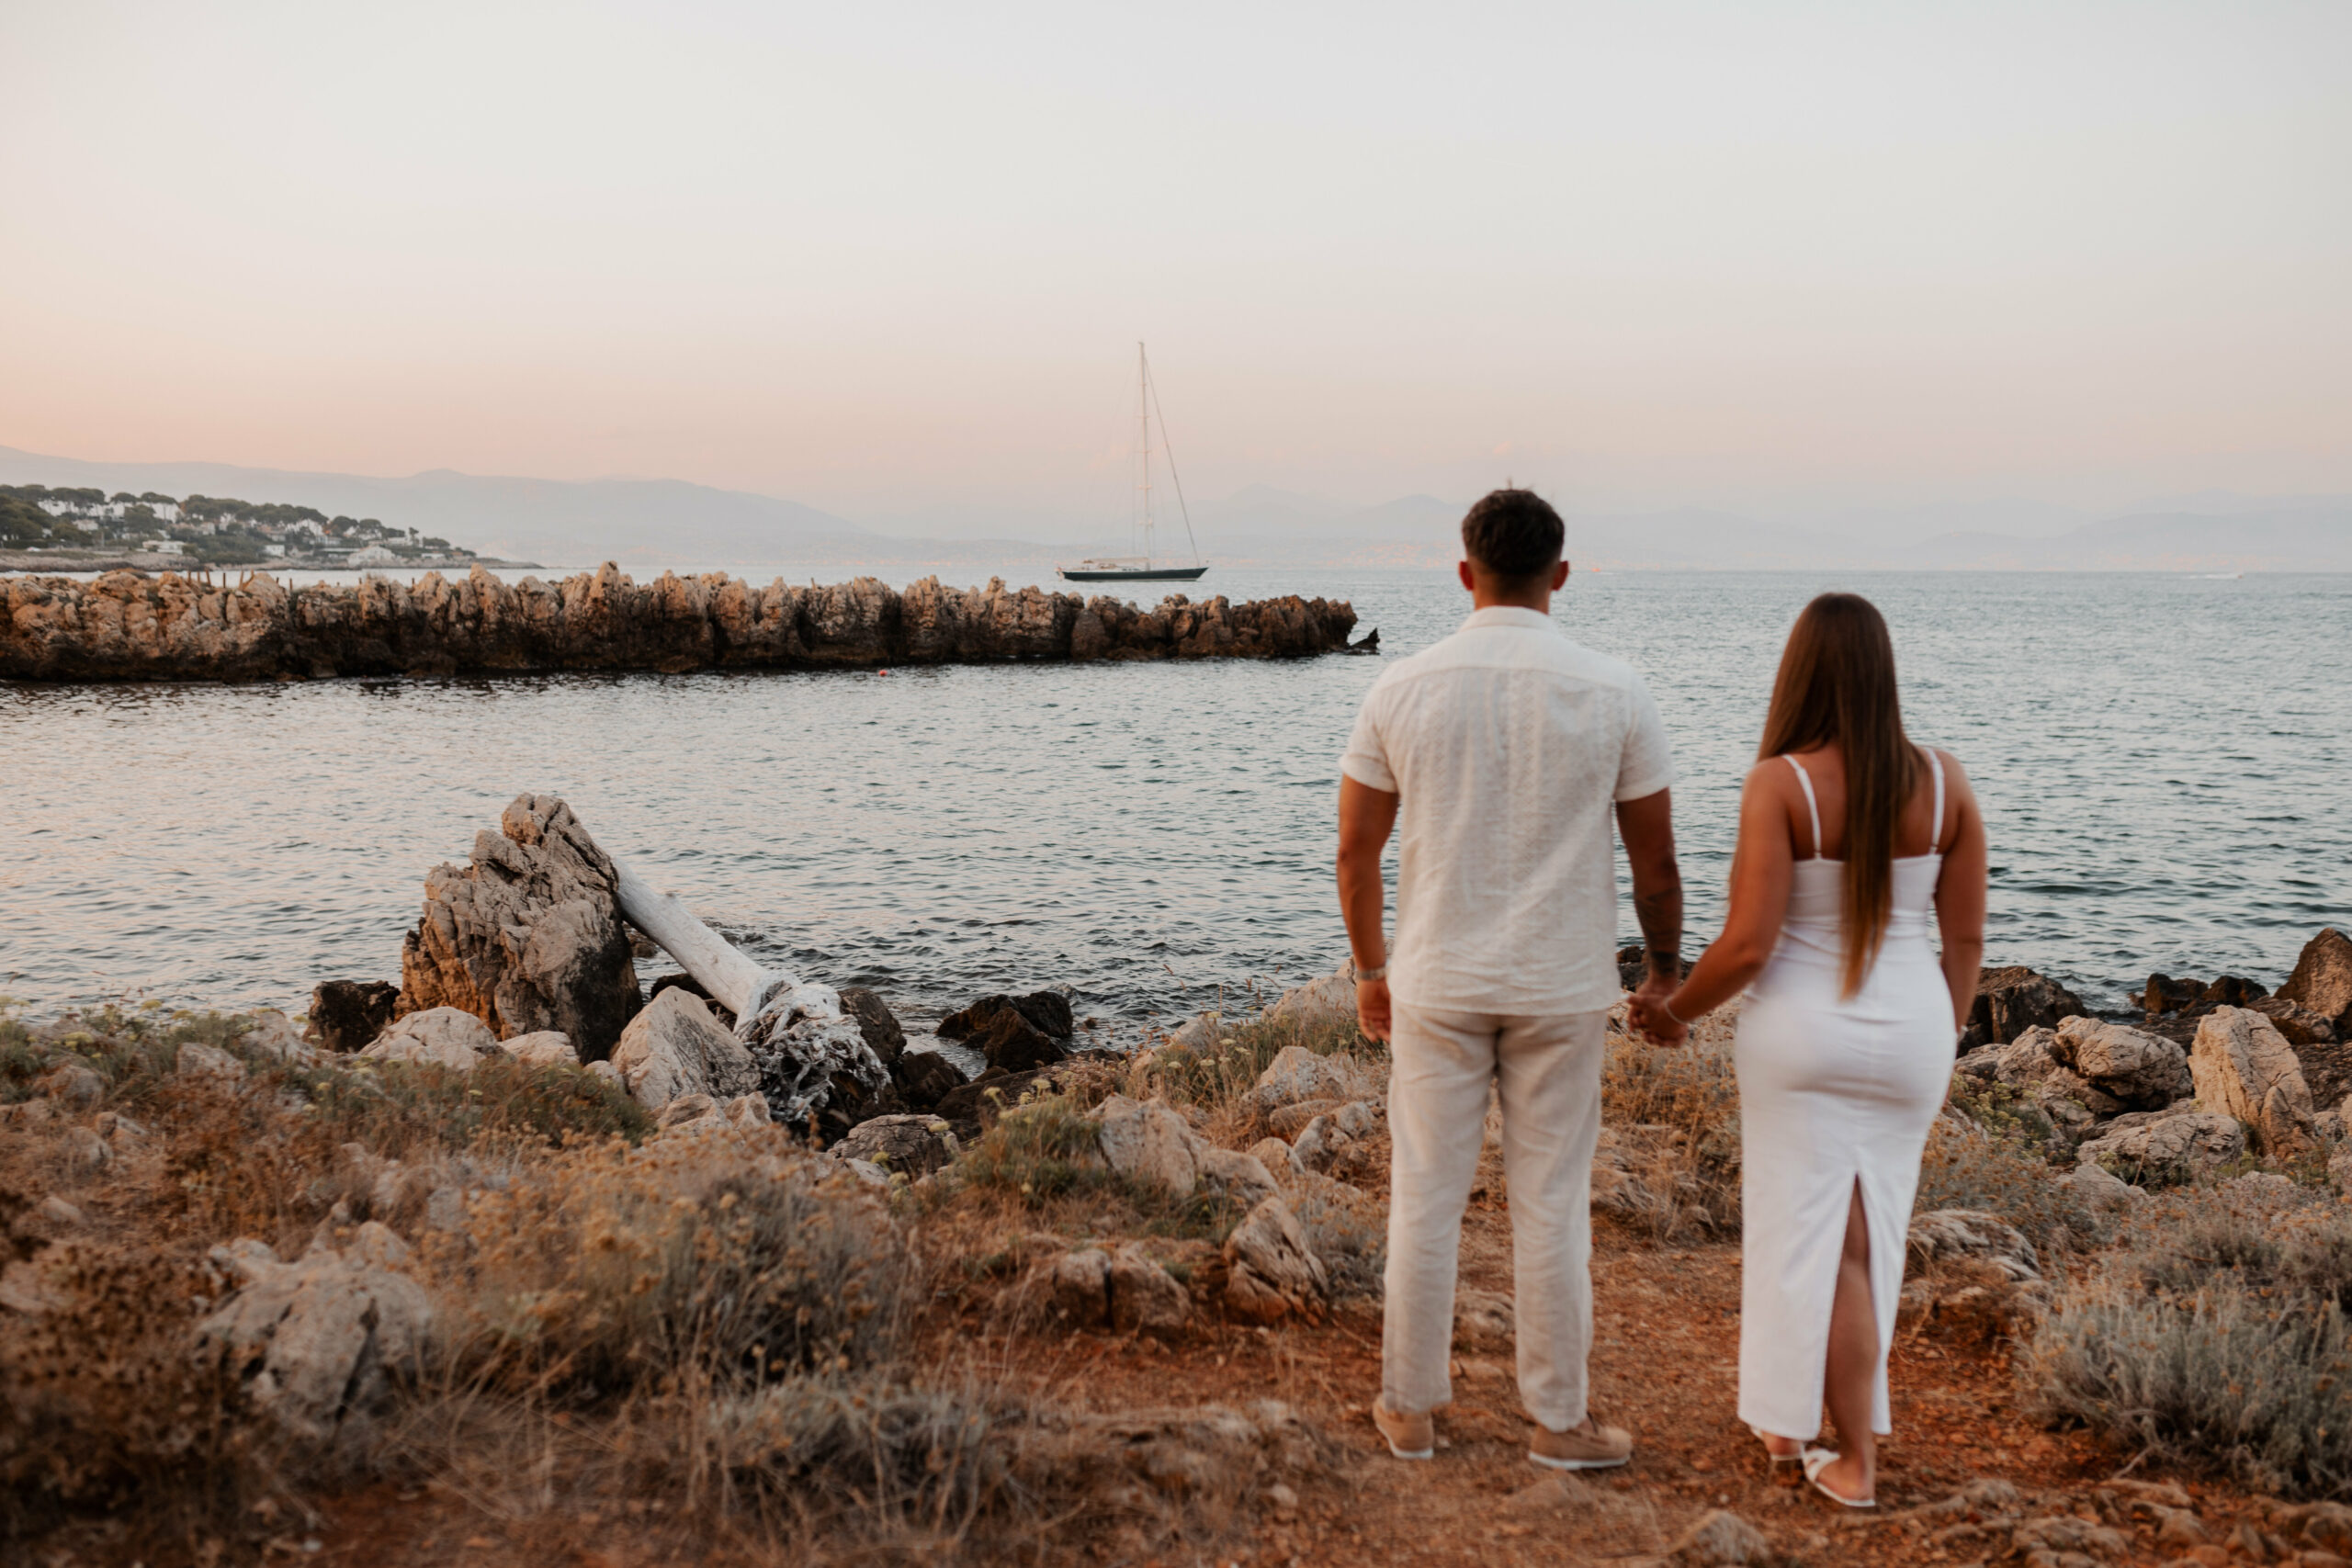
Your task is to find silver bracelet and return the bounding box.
[1357,963,1388,982]
[1660,996,1688,1026]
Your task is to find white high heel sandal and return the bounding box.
[1801,1447,1876,1509]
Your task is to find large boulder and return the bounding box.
[609,987,759,1111]
[359,1007,507,1070]
[2191,1006,2315,1152]
[305,980,400,1053]
[1223,1197,1328,1323]
[837,987,907,1066]
[1265,961,1360,1028]
[396,795,643,1060]
[938,990,1074,1073]
[2278,927,2352,1036]
[831,1112,959,1178]
[2076,1111,2246,1184]
[1962,966,2087,1050]
[889,1049,965,1113]
[1106,1244,1191,1334]
[1985,1025,2064,1089]
[2048,1017,2192,1109]
[198,1226,432,1442]
[1091,1094,1202,1195]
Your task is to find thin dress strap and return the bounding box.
[1784,754,1824,860]
[1927,747,1947,855]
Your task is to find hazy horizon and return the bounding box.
[6,3,2348,538]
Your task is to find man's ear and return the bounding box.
[1553,559,1570,589]
[1458,559,1476,593]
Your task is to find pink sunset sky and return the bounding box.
[3,1,2346,533]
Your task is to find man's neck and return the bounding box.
[1471,591,1553,615]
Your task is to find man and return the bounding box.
[1337,488,1684,1470]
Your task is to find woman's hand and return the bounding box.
[1356,976,1392,1043]
[1627,983,1689,1047]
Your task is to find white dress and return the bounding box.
[1735,750,1952,1439]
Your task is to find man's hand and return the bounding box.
[1356,976,1393,1043]
[1627,976,1688,1047]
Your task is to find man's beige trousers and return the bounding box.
[1382,1004,1608,1432]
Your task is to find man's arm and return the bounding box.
[1614,787,1684,1032]
[1337,774,1401,1042]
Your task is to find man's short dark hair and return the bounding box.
[1461,489,1565,584]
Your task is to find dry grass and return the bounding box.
[2026,1184,2352,1500]
[1128,1009,1377,1121]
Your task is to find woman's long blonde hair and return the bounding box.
[1758,592,1922,997]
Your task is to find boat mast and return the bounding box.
[1136,341,1154,569]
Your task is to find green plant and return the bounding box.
[1916,1114,2105,1254]
[1138,1009,1374,1115]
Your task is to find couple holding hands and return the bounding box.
[1336,489,1987,1510]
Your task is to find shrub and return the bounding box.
[1136,1009,1374,1116]
[2027,1187,2352,1499]
[1597,1033,1742,1237]
[956,1092,1248,1242]
[432,1128,909,1402]
[1916,1111,2104,1255]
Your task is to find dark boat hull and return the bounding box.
[1057,565,1209,582]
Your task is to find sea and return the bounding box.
[4,566,2347,1039]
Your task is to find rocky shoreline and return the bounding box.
[0,562,1364,682]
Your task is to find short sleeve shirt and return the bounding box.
[1340,606,1675,1015]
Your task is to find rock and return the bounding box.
[1668,1508,1772,1565]
[2249,994,2338,1045]
[1907,1210,2040,1281]
[65,1124,107,1167]
[1107,1245,1191,1334]
[395,794,643,1060]
[37,1060,105,1105]
[1289,1114,1353,1175]
[1223,1197,1329,1323]
[2076,1111,2246,1183]
[1166,1012,1223,1053]
[241,1010,315,1064]
[585,1058,622,1087]
[832,1113,959,1178]
[1989,1025,2064,1088]
[2331,1142,2352,1195]
[0,569,1358,682]
[938,992,1073,1073]
[2152,1506,2209,1547]
[2142,972,2204,1015]
[1953,1043,2004,1084]
[2037,1067,2125,1118]
[37,1195,85,1227]
[1249,1136,1299,1175]
[1267,1099,1340,1139]
[837,987,907,1066]
[655,1093,717,1130]
[197,1227,433,1442]
[1196,1147,1280,1211]
[889,1048,965,1113]
[2279,927,2352,1034]
[305,980,400,1053]
[1092,1094,1201,1195]
[1962,966,2087,1050]
[2191,1007,2315,1151]
[1266,961,1360,1028]
[502,1030,578,1067]
[2013,1516,2132,1559]
[1254,1044,1366,1106]
[608,987,758,1111]
[2049,1017,2192,1108]
[652,1091,773,1136]
[360,1007,507,1071]
[648,972,736,1030]
[1050,1247,1112,1326]
[2053,1161,2146,1214]
[175,1042,244,1081]
[1453,1290,1515,1350]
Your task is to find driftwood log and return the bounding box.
[400,792,885,1122]
[0,565,1363,682]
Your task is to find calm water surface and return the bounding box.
[4,569,2346,1031]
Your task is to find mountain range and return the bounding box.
[4,445,2346,573]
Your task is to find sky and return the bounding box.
[4,1,2348,536]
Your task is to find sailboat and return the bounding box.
[1057,343,1209,583]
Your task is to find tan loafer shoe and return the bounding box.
[1528,1415,1634,1471]
[1373,1397,1435,1461]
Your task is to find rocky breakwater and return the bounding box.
[0,563,1363,682]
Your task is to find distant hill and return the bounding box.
[0,446,869,568]
[3,445,2344,573]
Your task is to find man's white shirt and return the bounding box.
[1340,605,1676,1016]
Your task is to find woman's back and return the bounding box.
[1771,746,1950,980]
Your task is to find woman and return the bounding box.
[1629,592,1986,1509]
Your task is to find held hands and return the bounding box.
[1355,977,1392,1043]
[1626,975,1689,1047]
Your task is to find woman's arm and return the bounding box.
[1633,763,1795,1043]
[1931,750,1987,1032]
